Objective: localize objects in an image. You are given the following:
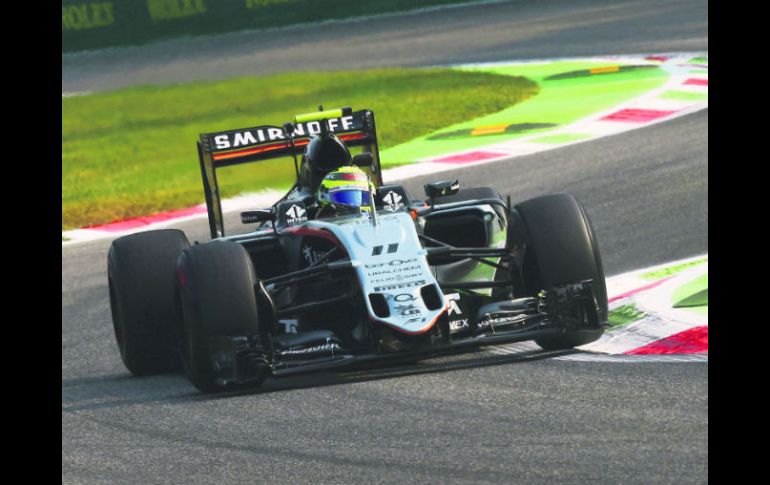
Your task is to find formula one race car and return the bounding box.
[108,107,608,393]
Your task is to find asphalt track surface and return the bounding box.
[62,0,707,93]
[62,1,708,483]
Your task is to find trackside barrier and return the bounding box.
[62,0,472,52]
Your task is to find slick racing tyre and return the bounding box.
[514,193,608,350]
[176,241,263,393]
[108,229,190,376]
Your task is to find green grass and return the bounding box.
[62,68,538,229]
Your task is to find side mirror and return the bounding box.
[241,209,273,224]
[424,179,460,199]
[352,152,373,168]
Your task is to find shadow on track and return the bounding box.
[208,347,575,399]
[62,347,574,412]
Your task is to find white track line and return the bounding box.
[554,353,708,363]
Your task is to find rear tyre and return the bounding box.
[176,241,263,393]
[108,229,190,376]
[513,193,607,350]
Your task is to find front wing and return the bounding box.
[208,281,603,387]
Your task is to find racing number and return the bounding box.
[371,243,398,256]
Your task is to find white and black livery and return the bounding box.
[107,107,609,393]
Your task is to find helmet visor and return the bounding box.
[329,189,370,206]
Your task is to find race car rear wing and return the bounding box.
[197,108,382,238]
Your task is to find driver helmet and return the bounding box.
[316,165,374,212]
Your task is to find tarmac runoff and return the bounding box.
[384,53,708,174]
[62,53,707,245]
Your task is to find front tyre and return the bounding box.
[176,241,263,393]
[108,229,190,376]
[514,193,607,350]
